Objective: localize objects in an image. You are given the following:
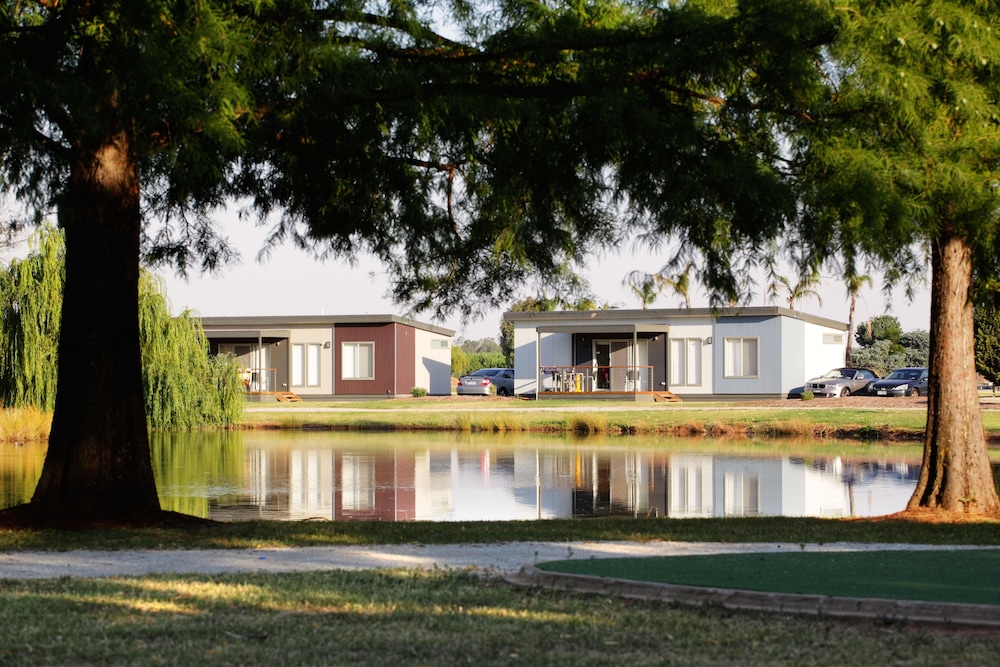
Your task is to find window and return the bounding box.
[431,339,449,349]
[822,333,844,344]
[669,338,702,386]
[342,342,374,380]
[724,337,759,378]
[292,343,324,387]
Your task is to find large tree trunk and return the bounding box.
[908,226,1000,515]
[26,131,162,524]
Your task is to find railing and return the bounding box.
[242,367,277,393]
[539,365,653,393]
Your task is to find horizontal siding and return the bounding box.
[335,324,396,395]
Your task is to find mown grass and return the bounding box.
[4,568,997,667]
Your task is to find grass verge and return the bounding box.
[2,568,998,666]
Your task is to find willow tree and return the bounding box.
[0,225,242,428]
[0,225,62,410]
[0,0,833,525]
[797,1,1000,514]
[138,273,245,430]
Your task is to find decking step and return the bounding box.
[652,391,682,403]
[276,391,302,402]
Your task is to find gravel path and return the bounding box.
[0,540,981,580]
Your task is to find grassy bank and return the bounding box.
[240,399,953,441]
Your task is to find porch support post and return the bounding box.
[536,328,541,396]
[633,328,638,394]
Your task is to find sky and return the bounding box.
[151,210,933,343]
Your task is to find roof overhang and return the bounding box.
[534,323,670,335]
[202,328,291,343]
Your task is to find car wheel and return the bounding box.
[909,387,920,397]
[497,387,510,397]
[840,387,851,398]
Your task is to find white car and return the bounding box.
[805,368,879,398]
[456,368,514,397]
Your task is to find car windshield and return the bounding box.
[885,369,920,380]
[821,369,849,379]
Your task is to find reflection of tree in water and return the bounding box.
[149,431,247,518]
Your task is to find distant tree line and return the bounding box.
[850,315,928,377]
[0,226,244,428]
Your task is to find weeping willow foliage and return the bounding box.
[0,224,63,411]
[0,225,244,428]
[139,272,245,429]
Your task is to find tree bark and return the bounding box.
[908,225,1000,515]
[27,130,162,523]
[846,293,857,366]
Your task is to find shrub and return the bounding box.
[411,387,428,397]
[801,390,814,401]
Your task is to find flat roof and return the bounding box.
[199,314,455,337]
[504,306,847,331]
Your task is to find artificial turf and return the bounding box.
[537,548,1000,605]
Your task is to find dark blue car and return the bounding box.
[870,367,929,397]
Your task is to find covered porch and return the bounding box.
[203,328,294,402]
[532,323,678,401]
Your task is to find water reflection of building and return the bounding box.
[207,444,922,522]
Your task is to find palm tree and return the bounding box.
[659,261,695,308]
[624,271,661,309]
[844,272,873,366]
[768,268,823,311]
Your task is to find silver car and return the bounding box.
[805,368,879,398]
[457,368,515,397]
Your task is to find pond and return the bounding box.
[0,431,935,521]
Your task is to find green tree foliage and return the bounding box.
[797,0,1000,513]
[466,352,507,371]
[854,315,904,351]
[624,271,661,309]
[0,227,242,428]
[139,273,245,429]
[0,226,63,410]
[974,304,1000,385]
[459,338,501,355]
[0,0,837,523]
[850,340,906,378]
[451,346,471,379]
[850,315,928,376]
[843,272,873,366]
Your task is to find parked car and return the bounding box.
[870,367,929,397]
[805,368,880,398]
[456,368,515,397]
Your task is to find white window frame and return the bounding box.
[669,338,703,387]
[342,341,375,381]
[292,343,325,388]
[291,344,305,387]
[723,337,759,379]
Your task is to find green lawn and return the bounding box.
[538,548,1000,605]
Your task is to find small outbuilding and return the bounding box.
[506,306,848,400]
[199,314,454,400]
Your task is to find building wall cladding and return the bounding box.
[393,323,417,395]
[333,323,419,395]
